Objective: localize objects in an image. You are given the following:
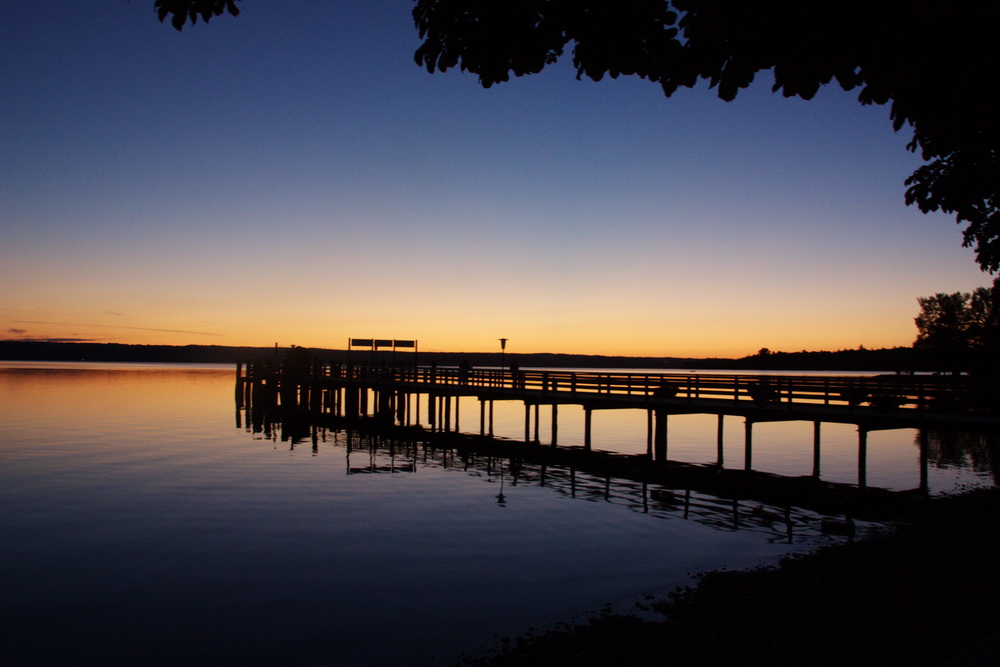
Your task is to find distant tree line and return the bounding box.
[0,341,691,368]
[695,347,920,373]
[0,340,940,372]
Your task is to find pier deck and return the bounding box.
[236,359,999,495]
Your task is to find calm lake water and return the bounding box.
[1,362,995,666]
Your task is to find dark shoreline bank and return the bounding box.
[464,487,1000,666]
[0,340,925,372]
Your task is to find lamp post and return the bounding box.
[499,338,507,373]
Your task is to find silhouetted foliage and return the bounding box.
[154,1,1000,271]
[153,0,239,31]
[914,277,1000,372]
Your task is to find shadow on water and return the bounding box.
[239,401,1000,538]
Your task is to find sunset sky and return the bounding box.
[1,1,990,358]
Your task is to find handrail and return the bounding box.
[240,360,997,418]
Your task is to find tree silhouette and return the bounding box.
[153,1,1000,272]
[153,0,239,30]
[915,277,1000,371]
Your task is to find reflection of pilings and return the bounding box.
[327,436,811,540]
[240,404,930,522]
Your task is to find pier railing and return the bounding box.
[286,364,989,414]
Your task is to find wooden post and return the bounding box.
[858,427,868,489]
[377,388,393,421]
[524,403,531,442]
[533,403,540,443]
[488,400,494,437]
[744,419,753,471]
[235,361,244,408]
[584,408,592,451]
[716,414,724,466]
[243,363,253,408]
[654,409,667,461]
[918,428,929,494]
[551,403,558,446]
[812,421,822,478]
[479,399,486,436]
[345,386,359,417]
[646,409,653,457]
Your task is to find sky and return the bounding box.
[1,1,990,358]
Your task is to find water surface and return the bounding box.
[1,363,993,665]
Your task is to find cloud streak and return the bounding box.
[16,321,225,337]
[4,337,101,343]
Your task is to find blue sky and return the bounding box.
[1,1,988,357]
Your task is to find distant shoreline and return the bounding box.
[0,340,928,372]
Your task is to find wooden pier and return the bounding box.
[235,356,1000,493]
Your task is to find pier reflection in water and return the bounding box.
[2,363,997,667]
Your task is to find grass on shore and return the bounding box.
[460,486,1000,666]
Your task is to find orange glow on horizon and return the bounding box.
[1,311,918,360]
